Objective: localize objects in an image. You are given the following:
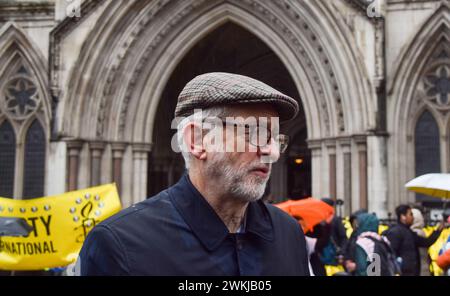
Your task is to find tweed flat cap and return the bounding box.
[175,72,299,121]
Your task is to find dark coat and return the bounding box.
[330,216,349,255]
[383,223,441,276]
[79,174,310,276]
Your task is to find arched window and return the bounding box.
[0,60,47,199]
[415,111,441,202]
[0,121,16,198]
[22,119,46,199]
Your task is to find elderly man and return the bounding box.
[79,72,310,276]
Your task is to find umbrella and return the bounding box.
[405,173,450,199]
[405,173,450,212]
[275,198,335,233]
[0,217,34,237]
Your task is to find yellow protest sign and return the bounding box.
[0,184,121,271]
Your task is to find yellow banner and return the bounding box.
[0,184,121,271]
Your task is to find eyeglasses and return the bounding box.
[203,117,289,153]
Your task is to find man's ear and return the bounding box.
[183,123,207,160]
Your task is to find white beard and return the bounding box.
[205,153,270,202]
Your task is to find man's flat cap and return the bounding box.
[175,72,299,121]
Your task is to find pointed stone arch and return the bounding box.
[0,22,52,128]
[389,3,450,207]
[58,0,374,142]
[55,0,377,207]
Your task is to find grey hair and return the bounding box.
[177,106,229,170]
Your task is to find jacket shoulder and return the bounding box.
[80,190,173,275]
[97,189,171,229]
[264,203,302,230]
[80,223,130,275]
[383,224,404,235]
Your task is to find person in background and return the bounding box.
[436,211,450,276]
[353,213,399,276]
[343,209,368,274]
[304,220,331,276]
[410,207,431,276]
[320,198,348,267]
[383,204,444,276]
[410,208,426,237]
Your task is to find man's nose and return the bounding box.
[257,138,280,162]
[257,140,271,155]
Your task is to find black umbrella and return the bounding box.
[0,217,34,237]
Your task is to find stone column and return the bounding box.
[355,135,368,211]
[307,139,323,199]
[132,143,152,204]
[89,141,105,186]
[46,141,67,196]
[111,142,127,196]
[325,139,337,201]
[66,140,83,191]
[441,133,449,173]
[367,133,389,218]
[339,137,352,216]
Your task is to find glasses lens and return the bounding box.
[249,125,271,147]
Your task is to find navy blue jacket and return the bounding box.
[79,175,310,276]
[383,223,441,276]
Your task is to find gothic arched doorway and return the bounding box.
[147,22,309,201]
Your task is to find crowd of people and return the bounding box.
[301,200,450,276]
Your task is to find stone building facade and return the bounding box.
[0,0,448,218]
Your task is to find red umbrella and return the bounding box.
[275,198,335,233]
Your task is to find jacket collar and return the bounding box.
[398,222,410,229]
[169,174,274,251]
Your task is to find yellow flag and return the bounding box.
[0,184,121,271]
